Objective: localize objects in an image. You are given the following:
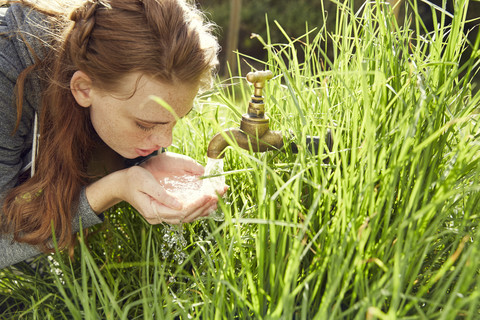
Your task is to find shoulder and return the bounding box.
[2,4,53,64]
[0,4,52,114]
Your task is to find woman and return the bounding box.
[0,0,225,268]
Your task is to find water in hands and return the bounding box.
[158,158,225,221]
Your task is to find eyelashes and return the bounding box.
[135,122,156,132]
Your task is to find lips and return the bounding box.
[135,148,158,157]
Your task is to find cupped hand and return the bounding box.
[86,152,227,224]
[129,152,227,224]
[141,151,228,197]
[119,165,219,225]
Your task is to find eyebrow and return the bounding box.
[136,106,194,124]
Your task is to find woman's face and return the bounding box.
[88,73,199,159]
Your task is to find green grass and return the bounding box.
[2,0,480,318]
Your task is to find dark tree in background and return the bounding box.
[197,0,480,76]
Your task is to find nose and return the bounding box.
[149,125,173,148]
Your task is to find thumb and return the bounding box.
[180,157,204,175]
[161,190,183,210]
[143,175,183,210]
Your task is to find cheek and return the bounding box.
[89,109,135,144]
[89,109,108,137]
[145,124,175,145]
[159,123,176,138]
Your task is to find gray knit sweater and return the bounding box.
[0,5,103,269]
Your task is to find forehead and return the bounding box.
[112,73,199,119]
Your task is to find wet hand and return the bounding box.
[140,152,228,221]
[118,165,219,225]
[141,152,228,196]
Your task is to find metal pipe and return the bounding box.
[206,70,333,160]
[206,127,284,159]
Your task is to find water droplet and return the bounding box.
[157,157,226,221]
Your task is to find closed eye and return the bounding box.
[135,122,156,132]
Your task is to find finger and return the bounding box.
[198,202,219,219]
[150,200,188,224]
[201,203,217,218]
[157,215,184,225]
[147,204,185,225]
[135,194,185,225]
[215,185,229,197]
[141,176,183,210]
[189,193,217,212]
[178,156,204,175]
[184,163,204,176]
[146,209,184,225]
[183,198,218,223]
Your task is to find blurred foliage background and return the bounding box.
[196,0,480,76]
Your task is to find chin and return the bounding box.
[123,152,139,159]
[112,147,136,159]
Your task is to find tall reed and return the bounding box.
[1,0,480,318]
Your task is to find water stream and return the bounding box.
[202,157,225,221]
[157,157,225,264]
[157,157,225,220]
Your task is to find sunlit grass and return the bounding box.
[2,0,480,318]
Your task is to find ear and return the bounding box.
[70,70,93,108]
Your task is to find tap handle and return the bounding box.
[246,70,273,97]
[246,70,273,84]
[245,70,273,117]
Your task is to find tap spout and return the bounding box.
[207,127,284,159]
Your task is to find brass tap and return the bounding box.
[207,70,284,159]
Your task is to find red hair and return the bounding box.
[1,0,219,251]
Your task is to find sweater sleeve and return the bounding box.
[0,188,103,269]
